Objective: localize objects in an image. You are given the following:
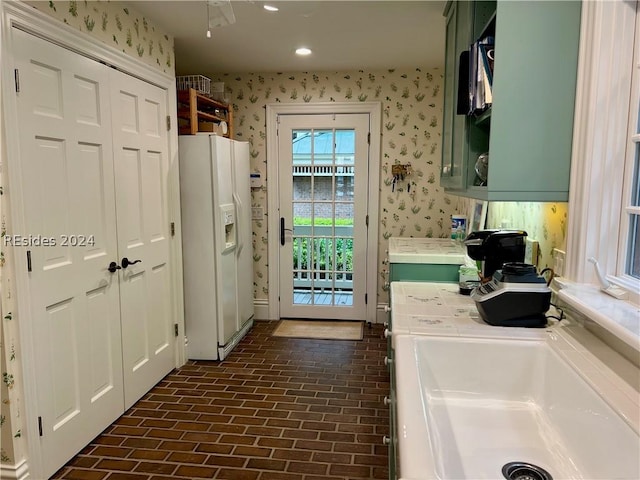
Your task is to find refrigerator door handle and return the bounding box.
[280,217,293,246]
[233,193,243,254]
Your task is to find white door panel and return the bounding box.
[110,69,173,409]
[13,28,175,477]
[13,29,123,477]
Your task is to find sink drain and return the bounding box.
[502,462,553,480]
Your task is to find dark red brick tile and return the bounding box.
[58,322,389,480]
[271,449,312,462]
[311,451,352,464]
[259,473,303,480]
[122,438,162,449]
[246,458,286,471]
[328,464,372,478]
[195,443,234,455]
[133,461,177,474]
[256,437,294,449]
[62,469,108,480]
[94,459,138,471]
[174,465,218,478]
[91,446,133,458]
[66,456,99,469]
[205,454,247,467]
[103,474,149,480]
[127,449,168,461]
[231,445,271,458]
[215,468,260,480]
[166,451,208,464]
[286,461,328,475]
[219,434,256,445]
[158,440,198,451]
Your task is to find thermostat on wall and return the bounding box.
[250,173,262,188]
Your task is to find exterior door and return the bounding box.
[277,114,370,320]
[110,69,174,409]
[13,29,124,476]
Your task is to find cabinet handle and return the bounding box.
[383,396,391,406]
[384,328,391,338]
[384,305,391,313]
[384,356,392,366]
[382,436,391,445]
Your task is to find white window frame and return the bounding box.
[566,0,640,305]
[618,11,640,287]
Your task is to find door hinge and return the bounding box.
[365,215,369,227]
[26,250,32,272]
[166,115,171,131]
[174,323,179,337]
[170,222,175,237]
[38,416,43,436]
[367,132,370,145]
[365,293,368,305]
[14,69,20,93]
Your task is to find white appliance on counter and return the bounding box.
[179,134,254,360]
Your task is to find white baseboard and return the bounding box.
[253,299,271,320]
[0,459,29,480]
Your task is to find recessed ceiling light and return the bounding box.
[295,47,312,56]
[263,4,279,12]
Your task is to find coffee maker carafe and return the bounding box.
[464,230,527,279]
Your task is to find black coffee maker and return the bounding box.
[463,230,552,328]
[464,229,527,279]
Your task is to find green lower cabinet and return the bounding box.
[388,348,398,480]
[389,262,461,283]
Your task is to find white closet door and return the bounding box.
[109,69,174,409]
[12,29,123,477]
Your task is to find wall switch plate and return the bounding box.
[552,248,566,277]
[251,207,264,220]
[524,238,539,267]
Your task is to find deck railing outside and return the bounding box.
[292,224,354,292]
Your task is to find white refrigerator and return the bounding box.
[179,134,254,360]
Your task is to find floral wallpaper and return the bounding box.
[1,1,175,469]
[25,0,175,74]
[486,201,568,270]
[1,102,26,468]
[208,69,466,305]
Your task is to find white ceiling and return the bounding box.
[129,1,446,75]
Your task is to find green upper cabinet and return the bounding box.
[441,0,474,189]
[440,0,581,201]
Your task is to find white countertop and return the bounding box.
[388,237,468,264]
[390,282,559,338]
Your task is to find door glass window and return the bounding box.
[291,129,355,306]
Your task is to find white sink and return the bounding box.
[394,334,640,480]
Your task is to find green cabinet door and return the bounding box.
[440,0,581,201]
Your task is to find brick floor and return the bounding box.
[52,320,390,480]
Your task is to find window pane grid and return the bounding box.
[291,127,355,306]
